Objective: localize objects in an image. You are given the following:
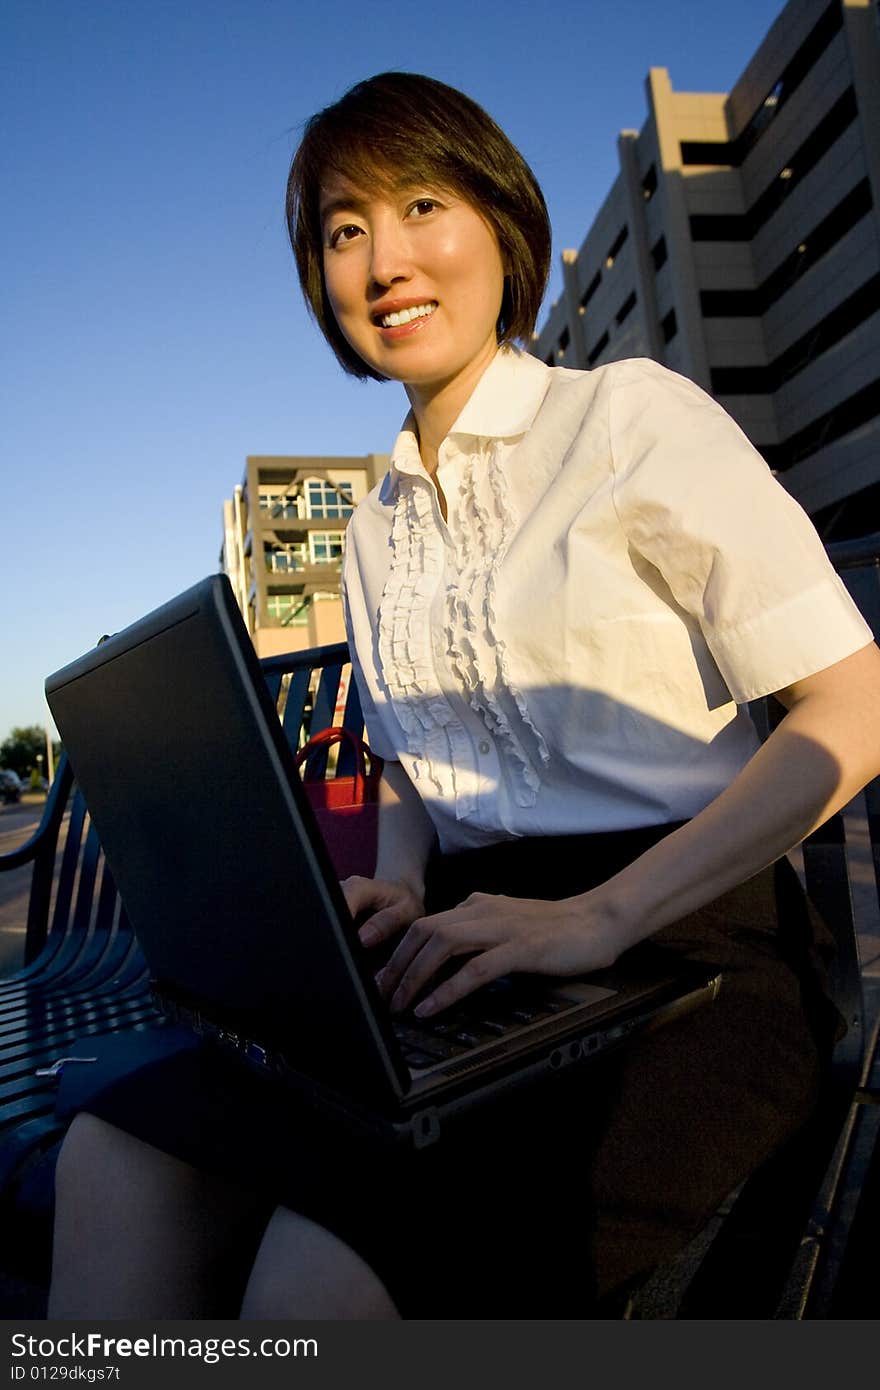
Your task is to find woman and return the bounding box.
[49,72,880,1319]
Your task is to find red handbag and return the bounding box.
[293,725,384,879]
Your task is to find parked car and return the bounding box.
[0,770,23,805]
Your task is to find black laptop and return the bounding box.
[45,574,721,1148]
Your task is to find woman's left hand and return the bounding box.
[375,891,625,1017]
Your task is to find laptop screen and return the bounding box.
[45,575,409,1103]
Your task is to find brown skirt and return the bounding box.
[72,827,840,1316]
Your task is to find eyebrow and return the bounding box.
[319,193,368,229]
[319,177,455,229]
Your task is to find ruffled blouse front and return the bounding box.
[376,435,549,821]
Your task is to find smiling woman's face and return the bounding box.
[319,175,506,400]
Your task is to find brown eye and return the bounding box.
[330,224,363,247]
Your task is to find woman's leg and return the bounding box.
[240,1206,400,1319]
[49,1113,269,1318]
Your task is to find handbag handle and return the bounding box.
[293,725,384,801]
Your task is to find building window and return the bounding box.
[580,270,601,312]
[641,165,657,202]
[267,594,310,626]
[700,289,761,317]
[587,331,609,366]
[661,309,678,343]
[650,236,667,271]
[309,531,345,565]
[761,376,880,473]
[259,490,301,518]
[679,139,733,168]
[710,366,771,395]
[265,543,308,573]
[811,477,880,543]
[689,213,750,242]
[615,292,637,326]
[605,226,628,268]
[305,479,354,519]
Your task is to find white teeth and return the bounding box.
[381,302,437,327]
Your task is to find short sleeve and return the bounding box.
[607,360,873,704]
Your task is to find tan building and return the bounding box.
[221,454,387,658]
[533,0,880,540]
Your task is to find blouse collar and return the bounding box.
[386,347,553,487]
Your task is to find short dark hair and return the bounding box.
[286,72,552,381]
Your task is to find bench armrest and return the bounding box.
[0,758,74,872]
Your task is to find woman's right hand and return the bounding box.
[341,876,425,950]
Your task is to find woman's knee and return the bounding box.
[54,1112,139,1202]
[51,1114,271,1318]
[241,1206,400,1320]
[54,1113,254,1227]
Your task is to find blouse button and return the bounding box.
[478,740,491,755]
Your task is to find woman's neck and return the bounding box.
[405,343,499,476]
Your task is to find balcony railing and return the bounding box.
[265,553,343,575]
[266,551,308,573]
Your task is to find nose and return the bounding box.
[368,211,413,290]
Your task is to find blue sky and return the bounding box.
[1,0,785,742]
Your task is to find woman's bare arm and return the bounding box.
[341,759,437,943]
[598,640,880,939]
[372,760,437,894]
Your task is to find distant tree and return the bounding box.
[0,726,61,780]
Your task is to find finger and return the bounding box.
[413,943,521,1017]
[357,902,413,946]
[379,897,493,983]
[343,875,408,921]
[385,907,509,1010]
[375,916,437,1000]
[340,875,380,916]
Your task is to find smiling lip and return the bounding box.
[372,299,438,338]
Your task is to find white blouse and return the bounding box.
[342,347,873,853]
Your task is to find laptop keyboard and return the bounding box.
[391,976,584,1069]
